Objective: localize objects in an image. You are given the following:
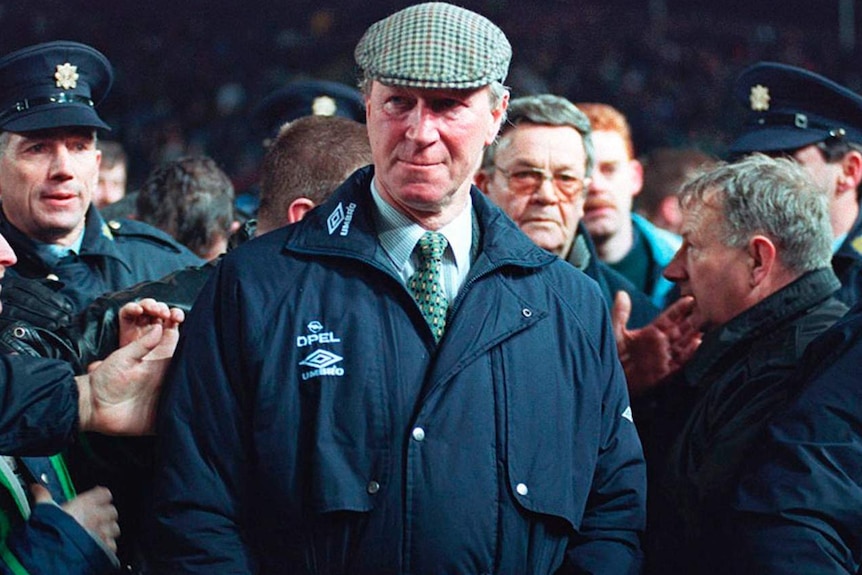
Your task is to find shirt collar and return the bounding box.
[34,229,85,263]
[370,177,472,274]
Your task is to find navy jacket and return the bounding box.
[0,455,117,575]
[150,167,646,575]
[0,355,78,456]
[0,355,117,574]
[833,211,862,308]
[0,205,203,313]
[724,300,862,573]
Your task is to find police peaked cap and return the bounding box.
[0,40,113,132]
[730,61,862,154]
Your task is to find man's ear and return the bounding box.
[287,198,316,224]
[838,149,862,196]
[657,196,682,231]
[748,234,777,287]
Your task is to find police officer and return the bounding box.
[0,41,203,314]
[729,61,862,307]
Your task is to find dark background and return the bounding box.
[2,1,857,192]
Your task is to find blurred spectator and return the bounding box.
[94,140,128,209]
[578,102,682,308]
[636,147,717,234]
[136,156,239,260]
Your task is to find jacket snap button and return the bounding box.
[521,308,532,318]
[367,480,380,495]
[412,427,425,442]
[516,482,528,496]
[40,473,49,484]
[13,326,26,338]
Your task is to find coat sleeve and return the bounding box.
[1,503,117,575]
[148,261,256,574]
[0,356,78,456]
[566,302,647,574]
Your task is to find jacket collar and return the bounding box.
[683,267,842,387]
[284,165,557,274]
[0,204,130,274]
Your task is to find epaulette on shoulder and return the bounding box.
[104,219,186,253]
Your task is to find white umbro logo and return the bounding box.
[299,349,343,369]
[327,203,345,235]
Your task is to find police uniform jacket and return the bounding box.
[150,166,647,575]
[0,205,203,313]
[642,267,847,574]
[724,300,862,573]
[833,210,862,307]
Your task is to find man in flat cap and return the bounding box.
[0,41,203,315]
[150,3,646,574]
[729,61,862,307]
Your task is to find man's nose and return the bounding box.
[48,145,74,178]
[406,105,438,143]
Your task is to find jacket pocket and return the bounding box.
[501,342,602,531]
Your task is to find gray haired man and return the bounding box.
[150,4,646,574]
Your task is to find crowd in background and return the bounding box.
[2,1,856,193]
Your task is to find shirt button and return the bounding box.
[40,473,49,484]
[412,427,426,442]
[516,483,528,496]
[367,480,380,495]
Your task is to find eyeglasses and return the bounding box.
[493,165,588,199]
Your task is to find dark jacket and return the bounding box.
[723,300,862,573]
[0,455,117,575]
[641,268,847,574]
[0,355,79,456]
[150,166,647,575]
[833,210,862,307]
[566,222,659,329]
[0,206,203,313]
[0,339,118,574]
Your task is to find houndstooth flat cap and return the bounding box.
[355,2,511,90]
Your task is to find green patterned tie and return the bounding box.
[408,231,449,342]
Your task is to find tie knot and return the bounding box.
[416,231,448,261]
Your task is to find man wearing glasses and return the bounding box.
[477,94,701,392]
[729,61,862,307]
[476,94,659,329]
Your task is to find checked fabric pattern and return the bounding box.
[408,231,449,342]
